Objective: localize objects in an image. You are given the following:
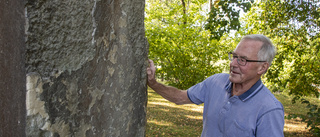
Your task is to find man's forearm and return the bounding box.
[148,81,191,105]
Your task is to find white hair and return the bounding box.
[241,34,277,66]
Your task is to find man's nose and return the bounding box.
[230,58,238,66]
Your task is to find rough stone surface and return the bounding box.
[25,0,148,136]
[0,0,26,136]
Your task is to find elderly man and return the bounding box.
[147,34,285,137]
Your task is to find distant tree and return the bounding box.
[242,0,320,98]
[205,0,254,40]
[145,0,228,89]
[241,0,320,135]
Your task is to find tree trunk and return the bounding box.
[25,0,148,136]
[181,0,187,25]
[0,0,26,136]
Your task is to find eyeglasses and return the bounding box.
[228,52,266,66]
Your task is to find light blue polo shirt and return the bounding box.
[187,73,284,137]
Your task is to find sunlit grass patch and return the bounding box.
[146,89,202,137]
[147,88,319,136]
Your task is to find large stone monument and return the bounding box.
[24,0,148,136]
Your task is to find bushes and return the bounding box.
[287,98,320,136]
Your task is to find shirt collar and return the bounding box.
[225,79,263,102]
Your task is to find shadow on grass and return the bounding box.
[146,91,203,137]
[283,118,313,137]
[274,93,314,136]
[283,131,313,137]
[147,90,314,137]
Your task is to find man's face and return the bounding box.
[229,39,264,85]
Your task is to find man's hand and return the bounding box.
[146,59,192,105]
[147,59,157,86]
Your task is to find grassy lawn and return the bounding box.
[146,89,319,137]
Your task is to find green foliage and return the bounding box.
[205,0,254,40]
[242,0,320,98]
[145,0,229,89]
[243,0,320,134]
[287,98,320,136]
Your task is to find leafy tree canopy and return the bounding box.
[241,0,320,99]
[232,0,320,135]
[145,0,230,89]
[205,0,254,40]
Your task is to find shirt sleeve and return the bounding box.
[256,108,285,137]
[187,79,208,105]
[187,74,226,105]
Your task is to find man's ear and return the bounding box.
[258,62,269,75]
